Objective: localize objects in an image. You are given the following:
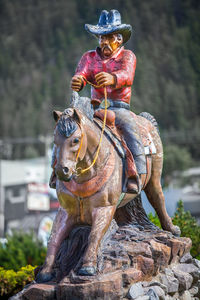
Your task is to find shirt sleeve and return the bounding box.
[112,51,136,89]
[74,52,90,88]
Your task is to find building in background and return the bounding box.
[0,156,59,241]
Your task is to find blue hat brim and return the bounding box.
[85,24,132,44]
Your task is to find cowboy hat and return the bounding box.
[85,10,132,44]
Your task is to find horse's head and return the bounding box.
[53,108,87,182]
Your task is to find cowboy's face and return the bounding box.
[99,33,122,57]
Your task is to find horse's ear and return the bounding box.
[53,110,62,122]
[73,109,81,124]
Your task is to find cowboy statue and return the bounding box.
[70,9,146,193]
[35,9,181,284]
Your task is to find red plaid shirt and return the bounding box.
[75,46,136,104]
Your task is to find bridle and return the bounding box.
[73,77,108,176]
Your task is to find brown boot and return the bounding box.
[126,175,142,194]
[49,170,56,189]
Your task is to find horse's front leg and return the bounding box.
[36,207,76,283]
[78,205,116,276]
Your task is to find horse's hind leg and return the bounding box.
[144,164,180,236]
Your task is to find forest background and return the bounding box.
[0,0,199,179]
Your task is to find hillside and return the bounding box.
[0,0,199,170]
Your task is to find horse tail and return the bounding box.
[139,112,160,135]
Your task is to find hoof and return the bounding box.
[172,225,181,237]
[78,266,96,276]
[35,272,54,283]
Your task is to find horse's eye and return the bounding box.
[73,138,79,144]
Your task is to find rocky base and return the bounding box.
[10,221,200,300]
[127,254,200,299]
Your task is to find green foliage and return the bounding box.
[0,265,35,298]
[0,231,46,271]
[149,200,200,260]
[148,212,161,229]
[172,200,200,260]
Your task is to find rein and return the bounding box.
[75,77,108,175]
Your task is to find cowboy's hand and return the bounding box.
[71,75,84,91]
[95,72,116,87]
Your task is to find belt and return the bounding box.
[98,99,130,110]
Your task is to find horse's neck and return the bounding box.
[76,120,110,182]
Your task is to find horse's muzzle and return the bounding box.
[55,165,73,182]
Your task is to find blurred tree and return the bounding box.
[163,144,194,179]
[0,0,199,170]
[0,231,46,271]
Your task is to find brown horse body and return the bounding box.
[38,108,179,280]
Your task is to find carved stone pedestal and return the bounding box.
[11,196,199,300]
[12,224,195,299]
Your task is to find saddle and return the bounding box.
[93,107,156,182]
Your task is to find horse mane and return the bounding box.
[57,91,94,138]
[70,91,94,121]
[57,110,78,137]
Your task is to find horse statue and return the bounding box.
[36,95,180,282]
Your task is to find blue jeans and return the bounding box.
[110,107,146,174]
